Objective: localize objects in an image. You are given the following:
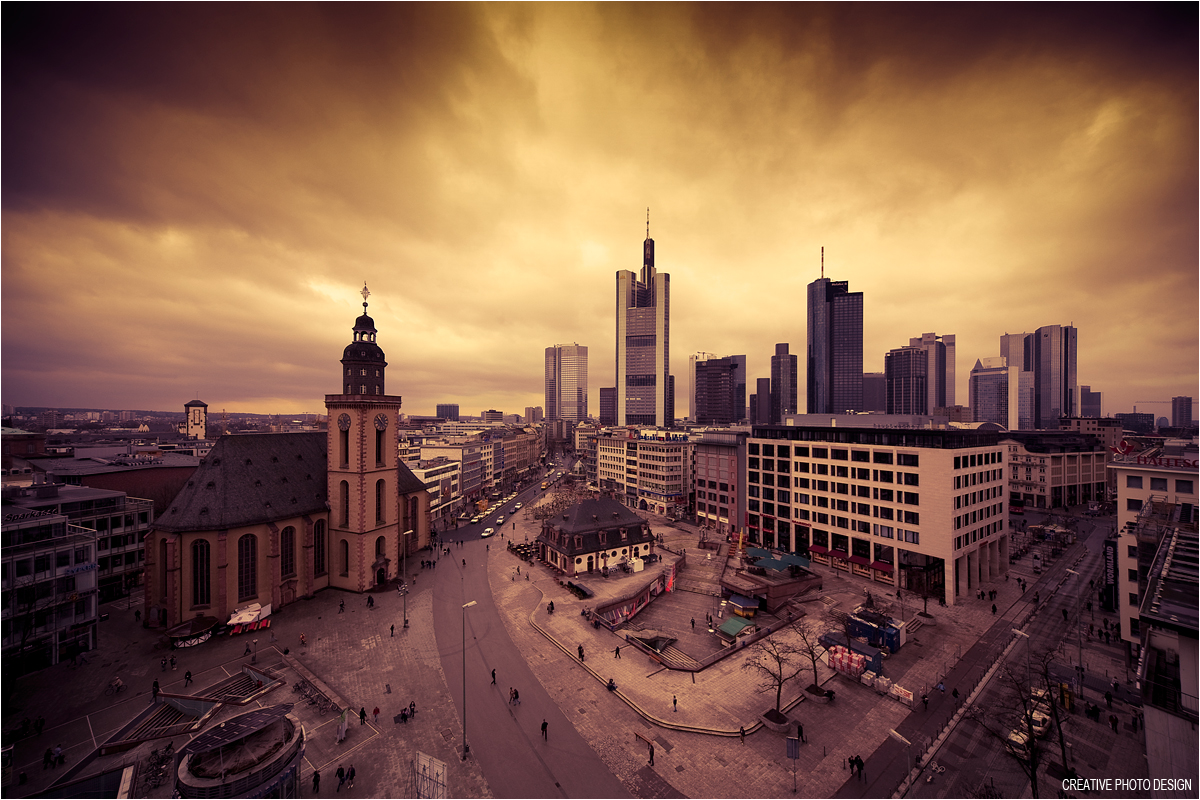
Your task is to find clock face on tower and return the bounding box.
[374,414,388,430]
[337,414,351,431]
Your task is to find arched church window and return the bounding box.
[376,479,386,523]
[281,526,296,577]
[192,539,210,606]
[339,539,350,576]
[314,520,327,575]
[237,534,257,601]
[340,481,350,527]
[376,536,386,556]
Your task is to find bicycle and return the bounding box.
[104,681,126,696]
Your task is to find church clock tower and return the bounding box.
[325,284,405,592]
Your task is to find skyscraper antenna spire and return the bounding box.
[821,246,824,279]
[646,208,650,239]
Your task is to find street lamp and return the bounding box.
[462,600,477,760]
[1065,568,1085,699]
[403,529,414,628]
[251,637,259,664]
[889,728,913,781]
[1012,628,1031,684]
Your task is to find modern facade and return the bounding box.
[688,352,718,421]
[545,343,588,422]
[1080,386,1102,418]
[599,388,617,426]
[750,378,771,426]
[969,356,1011,426]
[884,346,928,415]
[693,355,746,426]
[770,344,798,424]
[616,217,671,427]
[999,333,1035,430]
[596,429,693,516]
[1002,431,1109,510]
[806,273,863,414]
[1032,324,1078,428]
[436,403,460,421]
[694,430,747,536]
[746,424,1007,606]
[1172,396,1193,429]
[862,373,886,413]
[904,333,954,412]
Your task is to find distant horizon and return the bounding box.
[3,5,1195,416]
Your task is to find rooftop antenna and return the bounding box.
[821,246,824,279]
[646,208,650,238]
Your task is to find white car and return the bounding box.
[470,515,482,524]
[482,527,495,537]
[496,516,505,525]
[514,503,522,510]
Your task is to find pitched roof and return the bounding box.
[395,460,428,495]
[552,497,646,535]
[155,433,328,532]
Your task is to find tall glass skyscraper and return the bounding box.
[806,275,863,414]
[617,216,671,426]
[770,343,798,423]
[545,343,588,421]
[693,355,746,425]
[1032,324,1078,429]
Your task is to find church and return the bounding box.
[144,286,432,629]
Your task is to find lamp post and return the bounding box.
[403,529,414,628]
[462,600,477,759]
[251,637,259,664]
[889,728,913,784]
[1065,568,1084,699]
[1012,628,1031,684]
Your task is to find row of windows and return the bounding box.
[954,504,1003,529]
[953,520,1003,550]
[1125,475,1194,494]
[955,485,1002,509]
[11,546,94,578]
[954,469,1001,489]
[191,522,329,606]
[749,443,919,467]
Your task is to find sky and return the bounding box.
[3,3,1197,420]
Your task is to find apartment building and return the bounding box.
[1002,431,1109,510]
[694,430,747,536]
[596,430,693,516]
[747,425,1007,606]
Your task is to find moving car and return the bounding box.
[496,516,505,525]
[514,503,522,510]
[482,527,495,537]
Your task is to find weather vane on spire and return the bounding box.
[361,282,370,312]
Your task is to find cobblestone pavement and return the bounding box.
[4,503,1144,799]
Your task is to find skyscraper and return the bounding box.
[908,333,955,411]
[1172,396,1193,429]
[750,377,771,425]
[806,258,863,414]
[1032,324,1078,429]
[688,352,718,421]
[884,346,928,415]
[770,344,798,423]
[693,355,746,425]
[545,343,588,421]
[616,213,671,427]
[969,356,1010,425]
[599,388,617,426]
[1080,386,1102,418]
[436,403,460,421]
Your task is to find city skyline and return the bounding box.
[3,4,1196,418]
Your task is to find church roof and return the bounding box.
[155,432,329,532]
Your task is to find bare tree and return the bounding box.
[742,625,810,713]
[793,622,827,695]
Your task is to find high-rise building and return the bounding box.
[1080,386,1102,418]
[862,373,886,413]
[770,344,798,424]
[884,346,928,415]
[694,355,747,425]
[806,263,863,414]
[1172,396,1193,429]
[599,388,617,426]
[545,343,588,421]
[905,333,955,412]
[750,378,771,425]
[688,352,718,421]
[523,406,544,424]
[616,214,671,427]
[969,357,1011,426]
[1031,324,1078,429]
[436,403,460,421]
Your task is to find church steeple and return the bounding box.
[341,283,387,396]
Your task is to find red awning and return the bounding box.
[848,555,871,566]
[807,544,829,554]
[830,550,849,560]
[870,561,895,572]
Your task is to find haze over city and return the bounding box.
[3,3,1196,418]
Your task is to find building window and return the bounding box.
[281,526,296,578]
[237,534,257,601]
[1128,593,1138,607]
[315,520,327,575]
[1150,477,1168,492]
[340,428,350,468]
[340,539,350,576]
[376,479,386,523]
[1125,475,1143,489]
[376,536,386,557]
[1126,499,1142,512]
[192,540,210,606]
[340,481,350,527]
[1176,480,1194,495]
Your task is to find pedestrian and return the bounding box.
[152,680,160,700]
[857,755,865,781]
[170,655,177,671]
[952,688,959,704]
[740,726,746,744]
[1132,714,1139,734]
[359,707,366,725]
[992,604,997,615]
[491,669,496,685]
[541,719,548,740]
[849,755,857,777]
[391,624,395,637]
[339,600,345,614]
[509,688,515,704]
[184,670,193,687]
[614,646,621,659]
[922,694,928,711]
[347,764,355,789]
[244,642,252,656]
[35,716,44,736]
[409,700,416,717]
[1105,690,1112,709]
[513,689,519,705]
[336,764,345,792]
[161,657,167,672]
[43,748,53,770]
[648,742,655,766]
[135,608,141,623]
[373,706,380,724]
[578,645,585,661]
[798,721,805,743]
[897,589,902,601]
[313,769,321,794]
[1109,714,1119,733]
[1105,631,1111,644]
[690,618,695,631]
[937,681,945,693]
[52,745,63,768]
[672,694,677,712]
[1062,608,1069,622]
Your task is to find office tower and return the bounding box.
[906,333,955,412]
[1000,333,1035,430]
[806,259,863,414]
[1172,396,1193,429]
[750,378,771,425]
[524,406,544,424]
[694,355,747,425]
[436,403,460,421]
[1080,386,1102,418]
[545,343,588,421]
[884,346,928,415]
[1032,324,1078,429]
[969,357,1010,425]
[599,388,617,426]
[688,352,718,420]
[770,344,798,424]
[862,373,886,413]
[616,213,670,427]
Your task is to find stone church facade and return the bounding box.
[144,286,431,629]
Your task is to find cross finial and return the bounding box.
[361,282,370,311]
